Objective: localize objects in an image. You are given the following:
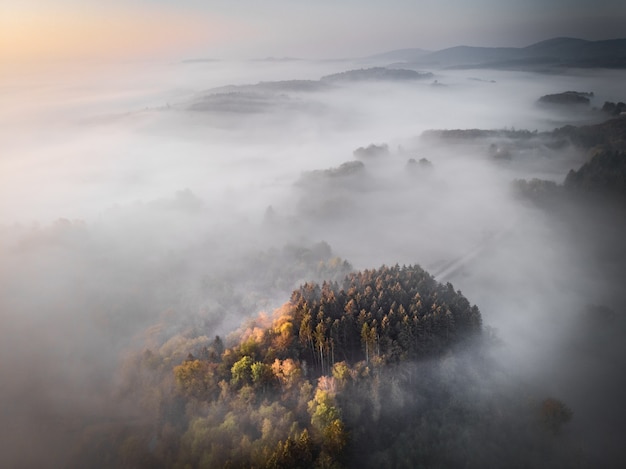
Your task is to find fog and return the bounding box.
[1,59,625,467]
[5,63,625,224]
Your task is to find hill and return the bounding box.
[363,47,431,63]
[537,91,594,107]
[320,67,433,83]
[374,37,626,69]
[71,265,581,468]
[188,67,433,114]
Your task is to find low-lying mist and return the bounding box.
[1,59,625,467]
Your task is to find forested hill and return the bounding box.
[80,264,577,468]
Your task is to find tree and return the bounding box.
[361,323,377,364]
[173,359,216,400]
[331,361,351,387]
[300,311,315,364]
[251,361,274,390]
[211,335,225,360]
[231,356,253,387]
[539,398,573,435]
[267,429,314,469]
[272,358,302,390]
[314,320,328,375]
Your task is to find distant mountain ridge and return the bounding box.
[369,37,626,69]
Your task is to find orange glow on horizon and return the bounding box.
[0,5,240,65]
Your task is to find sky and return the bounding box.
[2,0,625,64]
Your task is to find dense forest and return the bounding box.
[69,265,579,468]
[424,104,626,152]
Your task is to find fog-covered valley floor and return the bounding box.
[1,60,626,467]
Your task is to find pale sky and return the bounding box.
[1,0,625,64]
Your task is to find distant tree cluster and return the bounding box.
[422,128,536,141]
[512,178,562,204]
[564,149,626,197]
[602,101,626,116]
[537,91,593,106]
[188,91,288,113]
[320,67,433,83]
[553,117,626,150]
[353,143,390,159]
[406,157,433,173]
[298,161,366,186]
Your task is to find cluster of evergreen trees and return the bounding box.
[288,264,482,372]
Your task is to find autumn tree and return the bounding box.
[231,356,254,387]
